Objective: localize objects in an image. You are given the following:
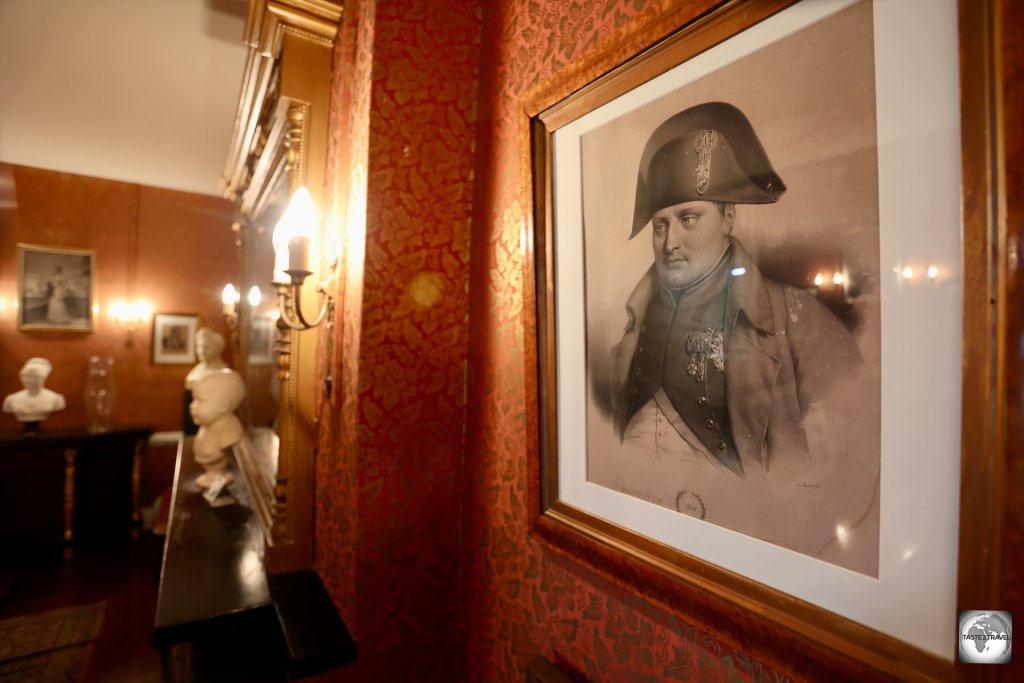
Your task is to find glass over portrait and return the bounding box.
[581,0,880,576]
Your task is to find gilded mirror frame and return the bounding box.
[222,0,340,572]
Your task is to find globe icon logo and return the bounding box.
[958,610,1012,664]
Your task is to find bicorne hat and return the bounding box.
[630,101,786,238]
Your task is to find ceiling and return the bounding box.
[0,0,249,197]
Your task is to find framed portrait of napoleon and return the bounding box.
[532,0,977,671]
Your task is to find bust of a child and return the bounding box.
[3,358,66,432]
[185,328,228,391]
[189,369,245,488]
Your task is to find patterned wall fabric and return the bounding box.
[316,0,1024,680]
[314,0,480,678]
[314,0,792,680]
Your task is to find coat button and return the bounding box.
[717,440,727,450]
[698,396,708,406]
[706,419,715,429]
[637,345,643,353]
[640,324,646,332]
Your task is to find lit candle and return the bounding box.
[274,187,317,277]
[288,235,310,274]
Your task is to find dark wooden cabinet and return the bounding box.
[0,425,152,551]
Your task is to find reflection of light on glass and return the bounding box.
[901,266,914,280]
[814,273,825,287]
[730,267,747,277]
[247,286,262,307]
[222,284,240,316]
[835,524,850,548]
[927,265,938,279]
[902,547,918,562]
[221,284,239,305]
[832,272,845,285]
[268,309,281,322]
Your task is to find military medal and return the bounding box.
[685,327,725,382]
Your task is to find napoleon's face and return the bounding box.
[651,200,734,290]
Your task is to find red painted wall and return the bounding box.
[0,163,238,434]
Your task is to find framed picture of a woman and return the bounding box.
[17,244,95,331]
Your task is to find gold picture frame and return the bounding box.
[528,1,1005,680]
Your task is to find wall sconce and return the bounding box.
[110,299,152,341]
[247,285,262,308]
[272,187,333,330]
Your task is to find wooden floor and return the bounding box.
[0,533,166,683]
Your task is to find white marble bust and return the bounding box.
[184,328,228,391]
[3,358,66,428]
[189,369,245,488]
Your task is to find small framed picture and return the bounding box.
[152,313,198,365]
[247,317,275,366]
[17,244,95,331]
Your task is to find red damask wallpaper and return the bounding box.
[456,0,795,681]
[314,0,480,679]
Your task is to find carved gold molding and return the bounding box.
[222,0,338,573]
[223,0,340,202]
[285,101,310,191]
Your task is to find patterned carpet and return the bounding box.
[0,602,106,682]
